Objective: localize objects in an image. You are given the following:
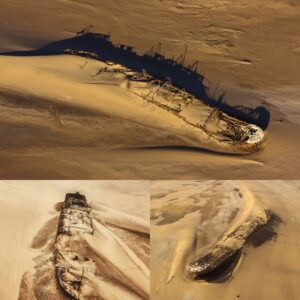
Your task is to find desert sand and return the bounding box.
[0,0,299,178]
[0,181,150,300]
[151,180,300,300]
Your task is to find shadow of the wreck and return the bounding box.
[1,32,270,129]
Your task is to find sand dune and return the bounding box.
[151,180,300,300]
[0,52,266,153]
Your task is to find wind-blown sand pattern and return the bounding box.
[0,181,149,300]
[0,0,299,178]
[151,180,300,300]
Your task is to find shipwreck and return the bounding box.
[64,33,266,154]
[186,211,269,278]
[125,70,266,154]
[55,192,95,300]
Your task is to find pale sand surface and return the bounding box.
[0,181,149,300]
[151,180,300,300]
[0,0,299,178]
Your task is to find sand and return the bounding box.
[150,180,300,300]
[0,181,150,300]
[0,0,299,178]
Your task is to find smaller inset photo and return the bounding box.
[151,180,300,300]
[0,181,150,300]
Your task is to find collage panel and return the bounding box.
[151,180,300,300]
[0,181,150,300]
[0,1,299,180]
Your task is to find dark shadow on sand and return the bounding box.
[1,32,270,129]
[125,145,248,156]
[193,250,242,284]
[247,211,283,247]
